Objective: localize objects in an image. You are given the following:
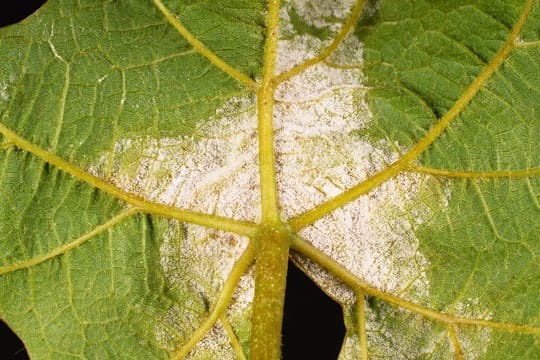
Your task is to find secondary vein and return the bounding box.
[291,236,540,335]
[407,164,540,178]
[274,0,366,84]
[0,122,258,237]
[0,208,137,276]
[152,0,258,90]
[172,238,257,360]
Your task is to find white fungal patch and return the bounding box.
[156,309,238,359]
[89,97,260,356]
[90,95,260,222]
[290,172,436,304]
[0,75,15,102]
[357,297,493,360]
[0,82,8,102]
[275,5,434,305]
[89,0,475,356]
[364,306,446,359]
[160,223,249,297]
[286,0,358,32]
[186,321,237,360]
[448,298,493,359]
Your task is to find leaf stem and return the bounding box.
[151,0,258,90]
[250,226,290,360]
[248,1,291,358]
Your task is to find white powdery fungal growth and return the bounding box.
[287,0,358,32]
[449,298,493,359]
[93,96,260,222]
[275,4,434,304]
[90,98,261,355]
[90,0,488,356]
[0,82,8,102]
[362,297,493,359]
[0,75,15,102]
[364,305,446,359]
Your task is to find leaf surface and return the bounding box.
[0,0,539,359]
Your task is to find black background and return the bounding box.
[0,2,344,358]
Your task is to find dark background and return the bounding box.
[0,2,344,358]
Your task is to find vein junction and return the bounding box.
[0,0,539,358]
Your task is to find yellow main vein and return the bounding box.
[292,237,540,335]
[0,122,258,237]
[288,0,535,231]
[258,0,281,224]
[0,208,137,276]
[152,0,257,90]
[274,0,366,84]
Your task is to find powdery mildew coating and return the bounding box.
[89,0,494,357]
[0,81,9,102]
[447,298,493,359]
[360,297,492,359]
[0,74,15,102]
[276,0,434,305]
[285,0,358,32]
[90,98,261,355]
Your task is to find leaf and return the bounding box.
[1,0,539,359]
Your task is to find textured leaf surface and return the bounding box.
[1,0,539,359]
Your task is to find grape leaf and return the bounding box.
[1,0,539,359]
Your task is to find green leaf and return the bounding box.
[1,0,539,359]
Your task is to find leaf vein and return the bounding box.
[0,122,258,237]
[292,236,540,335]
[447,324,464,360]
[407,164,540,178]
[151,0,257,90]
[0,208,137,276]
[274,0,366,84]
[172,239,256,359]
